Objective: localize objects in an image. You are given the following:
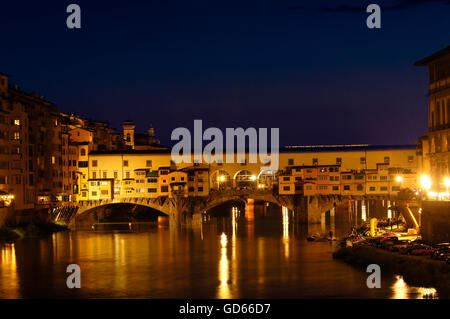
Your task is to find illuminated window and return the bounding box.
[14,119,20,125]
[13,132,20,140]
[51,156,55,164]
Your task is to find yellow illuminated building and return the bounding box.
[416,46,450,192]
[83,140,418,201]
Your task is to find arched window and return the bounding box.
[437,101,441,127]
[442,99,446,126]
[431,111,435,129]
[211,170,232,190]
[447,98,450,126]
[80,148,86,156]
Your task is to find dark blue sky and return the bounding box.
[1,0,449,146]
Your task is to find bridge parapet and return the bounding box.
[70,191,357,225]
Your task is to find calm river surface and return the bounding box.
[0,204,438,299]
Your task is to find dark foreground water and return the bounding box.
[0,204,438,299]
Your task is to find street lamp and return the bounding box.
[420,175,431,192]
[444,177,450,195]
[395,175,403,183]
[218,175,225,190]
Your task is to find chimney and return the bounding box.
[0,73,8,96]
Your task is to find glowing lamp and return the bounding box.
[420,175,431,190]
[444,177,450,188]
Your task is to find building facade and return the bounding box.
[0,73,127,210]
[416,46,450,192]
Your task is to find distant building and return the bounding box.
[0,72,129,209]
[122,120,165,151]
[416,45,450,191]
[0,72,31,209]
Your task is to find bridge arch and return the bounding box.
[73,202,170,228]
[196,192,287,215]
[77,202,169,217]
[257,169,276,189]
[210,170,232,190]
[75,198,173,218]
[234,170,257,188]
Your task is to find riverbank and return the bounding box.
[0,222,69,243]
[333,246,450,297]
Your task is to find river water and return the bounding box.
[0,203,438,299]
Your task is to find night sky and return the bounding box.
[1,0,449,146]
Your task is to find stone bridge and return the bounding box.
[65,190,347,226]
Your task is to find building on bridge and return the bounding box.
[278,162,416,197]
[82,143,418,202]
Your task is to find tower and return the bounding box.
[148,125,155,144]
[122,120,135,149]
[0,73,8,96]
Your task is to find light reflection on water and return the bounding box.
[0,243,19,298]
[391,275,438,299]
[0,203,440,299]
[218,233,230,299]
[282,206,289,260]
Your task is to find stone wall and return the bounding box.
[0,206,15,227]
[422,201,450,244]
